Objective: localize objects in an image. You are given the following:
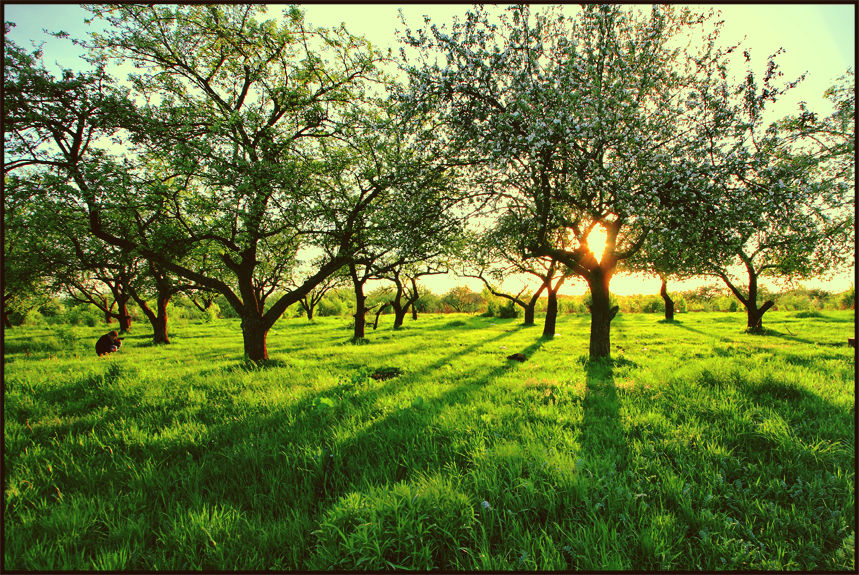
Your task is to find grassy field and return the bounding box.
[3,310,855,570]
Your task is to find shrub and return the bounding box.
[202,302,221,322]
[496,299,519,318]
[837,287,854,310]
[23,309,46,325]
[63,306,102,327]
[318,296,346,317]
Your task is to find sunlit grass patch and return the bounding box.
[3,310,854,570]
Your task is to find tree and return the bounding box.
[442,286,484,314]
[642,58,854,332]
[381,261,449,328]
[295,268,348,321]
[4,6,399,361]
[2,176,59,327]
[402,5,719,359]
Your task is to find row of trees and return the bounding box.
[4,5,853,361]
[13,283,855,331]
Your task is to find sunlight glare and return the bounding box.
[586,225,608,263]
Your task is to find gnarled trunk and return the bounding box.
[393,306,409,329]
[542,275,566,338]
[587,271,618,360]
[241,316,269,361]
[116,295,132,333]
[133,292,171,344]
[660,277,674,322]
[746,300,775,332]
[524,282,547,326]
[353,293,366,340]
[152,294,169,344]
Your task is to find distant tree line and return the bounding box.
[11,284,853,330]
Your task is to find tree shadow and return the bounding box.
[670,321,739,345]
[580,359,628,476]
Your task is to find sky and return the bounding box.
[4,3,855,296]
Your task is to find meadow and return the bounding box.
[3,310,855,571]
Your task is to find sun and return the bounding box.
[586,224,608,263]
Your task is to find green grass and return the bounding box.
[3,311,855,570]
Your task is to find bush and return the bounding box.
[558,297,587,314]
[202,302,221,322]
[837,287,854,310]
[496,299,519,318]
[63,306,102,327]
[640,295,663,313]
[23,309,46,325]
[318,296,347,317]
[37,299,64,320]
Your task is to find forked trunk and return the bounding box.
[660,278,674,322]
[242,317,269,361]
[745,300,775,332]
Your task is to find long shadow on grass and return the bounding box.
[146,324,539,501]
[580,360,628,477]
[671,320,743,345]
[302,328,544,497]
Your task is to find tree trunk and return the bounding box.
[393,307,408,329]
[116,296,132,333]
[241,316,269,361]
[152,293,170,344]
[524,303,536,326]
[525,282,548,326]
[391,282,406,329]
[3,308,12,328]
[411,278,419,320]
[372,302,390,330]
[352,282,366,341]
[133,292,171,345]
[660,278,674,322]
[746,300,775,332]
[542,288,558,337]
[741,265,773,333]
[587,272,618,361]
[104,308,113,325]
[306,305,314,321]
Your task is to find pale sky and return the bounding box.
[4,3,854,296]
